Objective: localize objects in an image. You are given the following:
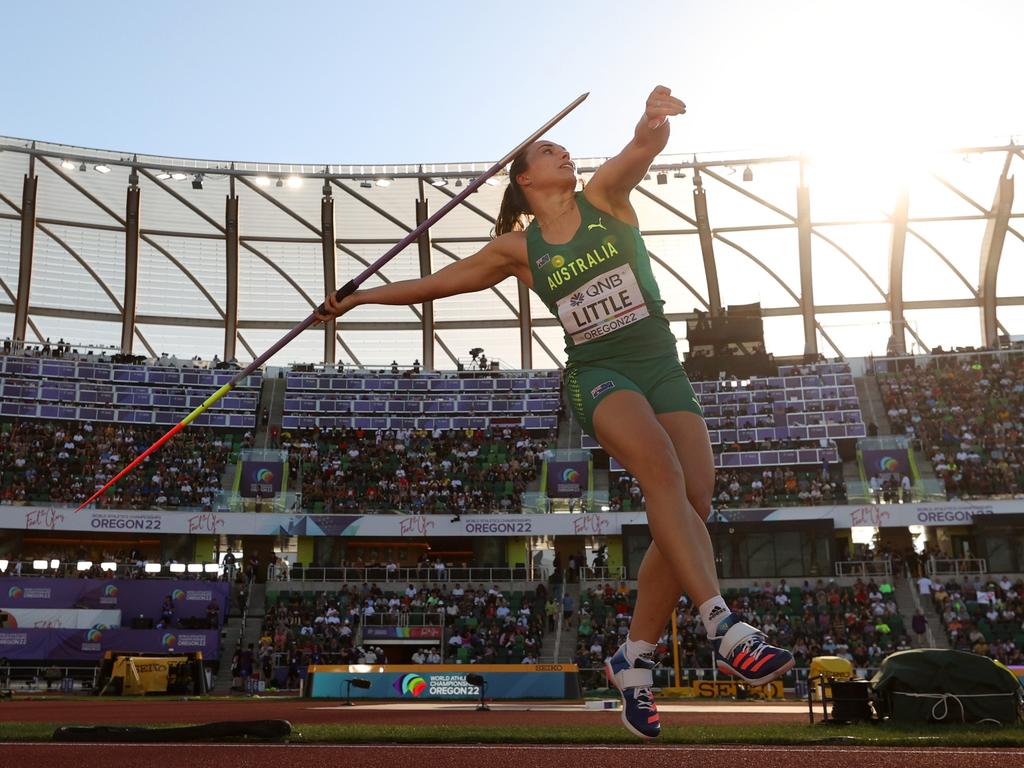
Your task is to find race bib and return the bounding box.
[556,264,649,346]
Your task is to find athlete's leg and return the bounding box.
[629,411,718,640]
[592,392,719,645]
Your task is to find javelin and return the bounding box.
[73,92,590,513]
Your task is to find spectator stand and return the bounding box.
[582,362,862,510]
[0,419,237,509]
[282,368,561,432]
[284,425,552,515]
[568,577,910,695]
[930,573,1024,666]
[0,355,260,429]
[875,350,1024,500]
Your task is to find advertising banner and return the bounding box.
[545,460,589,498]
[860,448,913,479]
[361,626,443,641]
[0,628,220,660]
[307,663,579,700]
[0,579,228,624]
[3,500,1024,539]
[238,460,285,498]
[0,608,121,629]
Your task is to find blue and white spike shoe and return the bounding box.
[605,645,660,739]
[712,613,795,686]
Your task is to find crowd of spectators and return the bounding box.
[251,581,554,688]
[609,466,847,511]
[285,426,553,514]
[877,356,1024,499]
[572,578,910,684]
[0,420,234,508]
[926,573,1024,666]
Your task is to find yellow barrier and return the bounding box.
[112,655,190,695]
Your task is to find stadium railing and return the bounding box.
[926,558,988,579]
[835,560,894,579]
[279,564,550,585]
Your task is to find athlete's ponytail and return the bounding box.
[494,150,532,237]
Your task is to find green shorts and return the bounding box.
[564,354,703,437]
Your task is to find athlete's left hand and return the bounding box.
[645,86,686,130]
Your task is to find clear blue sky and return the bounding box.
[4,1,1024,163]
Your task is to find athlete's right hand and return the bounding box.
[314,289,359,323]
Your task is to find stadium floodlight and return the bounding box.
[375,177,392,187]
[656,172,668,185]
[0,560,7,573]
[286,176,302,188]
[144,563,162,574]
[276,177,284,187]
[187,563,203,573]
[100,561,117,572]
[33,560,48,571]
[78,162,87,172]
[155,171,172,180]
[191,173,204,190]
[169,563,186,573]
[359,180,372,189]
[61,159,76,170]
[50,559,61,570]
[94,164,111,174]
[430,177,447,187]
[454,178,463,187]
[170,172,188,181]
[743,165,754,182]
[254,176,271,187]
[76,561,93,571]
[204,563,220,574]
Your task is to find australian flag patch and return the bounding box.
[535,253,551,269]
[590,380,616,399]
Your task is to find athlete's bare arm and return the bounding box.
[315,231,529,322]
[585,86,686,226]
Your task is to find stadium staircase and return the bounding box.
[255,376,287,448]
[212,582,267,692]
[854,375,891,435]
[893,572,947,650]
[553,581,582,663]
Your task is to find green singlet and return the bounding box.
[526,192,703,437]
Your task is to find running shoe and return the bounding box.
[712,613,795,686]
[605,646,660,739]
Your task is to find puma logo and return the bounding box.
[587,218,607,232]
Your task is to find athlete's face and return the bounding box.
[517,141,575,189]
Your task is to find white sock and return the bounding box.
[622,636,656,665]
[699,596,731,637]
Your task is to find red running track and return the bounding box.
[2,743,1021,768]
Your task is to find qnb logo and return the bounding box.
[255,468,274,484]
[561,468,581,484]
[103,585,119,597]
[393,674,427,697]
[569,292,585,307]
[85,629,103,642]
[162,633,177,648]
[7,587,23,600]
[172,589,186,602]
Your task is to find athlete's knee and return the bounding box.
[633,452,685,492]
[687,488,712,520]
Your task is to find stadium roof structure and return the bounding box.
[0,136,1022,369]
